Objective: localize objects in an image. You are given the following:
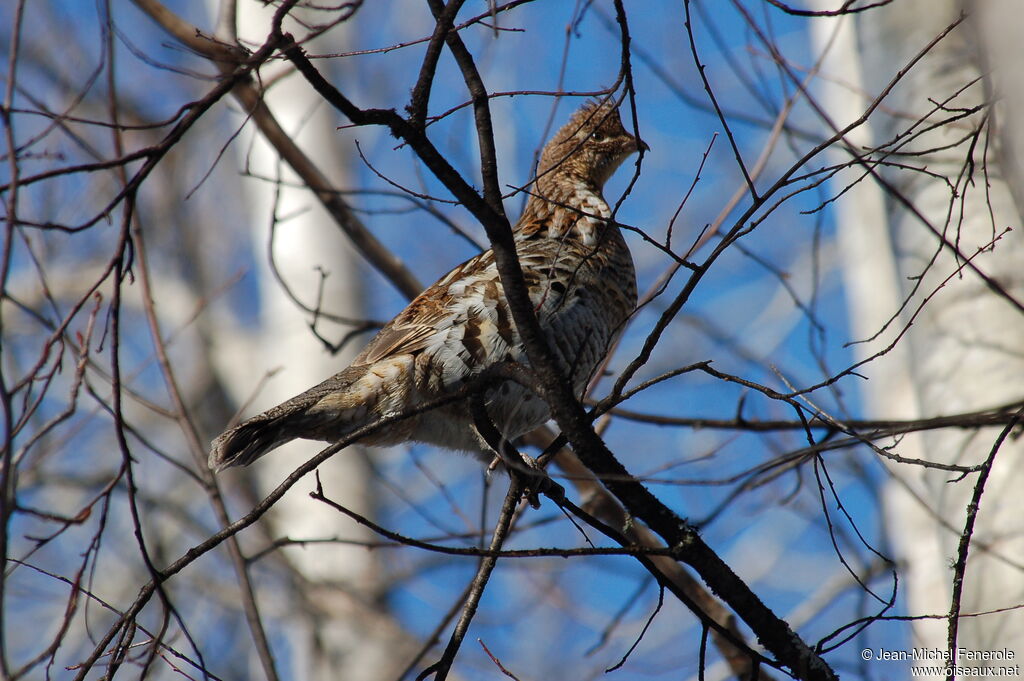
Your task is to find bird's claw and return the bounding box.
[514,453,563,509]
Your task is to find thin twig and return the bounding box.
[417,475,522,681]
[946,407,1024,665]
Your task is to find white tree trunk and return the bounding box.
[819,0,1024,673]
[209,3,408,678]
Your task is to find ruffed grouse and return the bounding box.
[209,99,642,471]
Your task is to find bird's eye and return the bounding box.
[591,133,608,143]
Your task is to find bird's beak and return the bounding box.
[636,137,650,153]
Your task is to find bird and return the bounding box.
[209,98,643,472]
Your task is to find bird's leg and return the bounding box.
[483,454,501,484]
[469,393,562,509]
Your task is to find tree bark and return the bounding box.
[826,1,1024,673]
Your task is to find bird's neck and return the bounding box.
[517,174,613,246]
[522,172,605,218]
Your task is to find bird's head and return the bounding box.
[537,99,647,189]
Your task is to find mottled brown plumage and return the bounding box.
[209,99,642,471]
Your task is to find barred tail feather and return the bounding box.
[208,413,300,472]
[208,366,367,472]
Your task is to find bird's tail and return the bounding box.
[208,411,303,472]
[209,366,367,472]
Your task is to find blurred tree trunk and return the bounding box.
[817,0,1024,671]
[208,3,410,678]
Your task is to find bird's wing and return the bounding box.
[352,251,494,366]
[353,304,449,365]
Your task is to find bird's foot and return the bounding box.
[512,452,564,509]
